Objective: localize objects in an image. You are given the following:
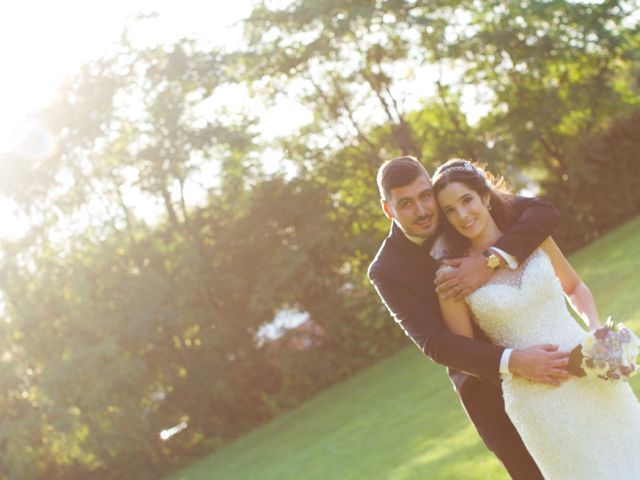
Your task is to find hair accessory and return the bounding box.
[434,161,479,181]
[432,161,495,192]
[445,162,475,173]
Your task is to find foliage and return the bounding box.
[0,2,638,478]
[542,109,640,251]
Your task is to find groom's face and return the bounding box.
[382,174,439,239]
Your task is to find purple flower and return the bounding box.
[594,327,611,340]
[619,329,631,343]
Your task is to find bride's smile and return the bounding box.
[436,181,496,245]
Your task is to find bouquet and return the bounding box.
[569,317,640,381]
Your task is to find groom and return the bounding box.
[368,156,570,479]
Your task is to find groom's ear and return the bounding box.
[381,200,394,220]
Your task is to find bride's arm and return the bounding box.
[438,292,475,339]
[540,238,602,331]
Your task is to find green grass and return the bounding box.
[169,217,640,480]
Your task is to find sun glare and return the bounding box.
[0,2,122,153]
[0,1,257,238]
[0,1,256,152]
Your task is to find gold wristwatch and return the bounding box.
[483,249,501,270]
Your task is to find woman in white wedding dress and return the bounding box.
[431,159,640,480]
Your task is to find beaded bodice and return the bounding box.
[465,249,586,350]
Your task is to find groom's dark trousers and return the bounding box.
[368,197,559,480]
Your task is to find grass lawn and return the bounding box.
[169,217,640,480]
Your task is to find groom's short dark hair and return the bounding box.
[377,156,430,201]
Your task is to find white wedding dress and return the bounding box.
[464,249,640,479]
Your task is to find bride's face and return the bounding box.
[436,181,491,239]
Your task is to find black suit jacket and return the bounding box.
[368,196,560,396]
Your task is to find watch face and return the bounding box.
[486,253,500,269]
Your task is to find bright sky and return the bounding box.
[0,1,276,239]
[0,1,258,153]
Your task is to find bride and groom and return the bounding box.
[368,156,640,479]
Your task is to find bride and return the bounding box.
[431,159,640,479]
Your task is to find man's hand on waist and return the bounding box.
[509,344,570,386]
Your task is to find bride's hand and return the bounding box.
[435,255,493,301]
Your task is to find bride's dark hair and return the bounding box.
[432,159,518,258]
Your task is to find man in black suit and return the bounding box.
[368,156,570,479]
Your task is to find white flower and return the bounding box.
[583,335,596,349]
